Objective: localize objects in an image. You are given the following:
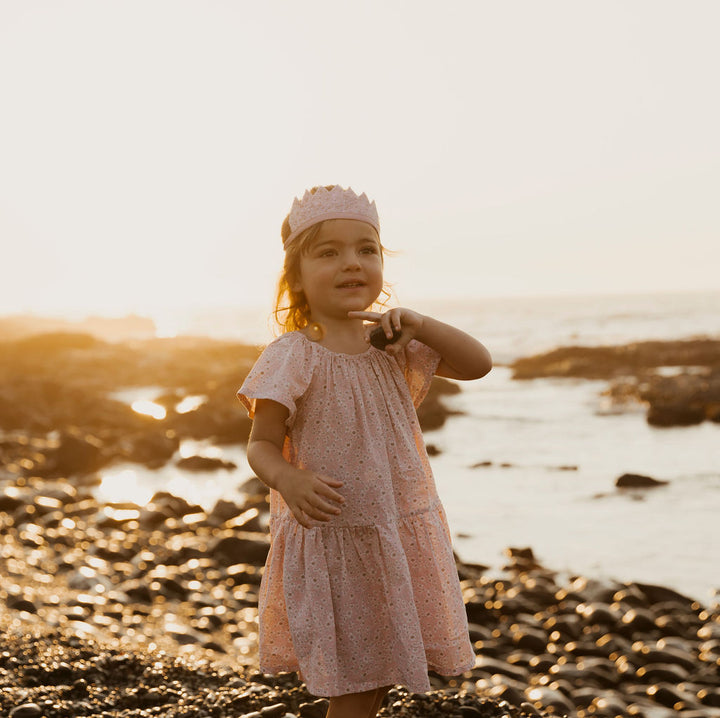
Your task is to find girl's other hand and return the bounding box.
[348,308,424,356]
[277,468,345,528]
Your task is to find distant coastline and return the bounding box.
[0,313,157,342]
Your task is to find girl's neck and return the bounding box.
[302,316,368,354]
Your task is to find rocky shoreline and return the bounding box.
[511,338,720,427]
[0,332,457,479]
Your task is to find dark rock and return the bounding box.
[646,683,694,709]
[260,704,289,717]
[506,546,536,561]
[122,579,153,603]
[615,473,669,489]
[636,662,689,683]
[698,687,720,707]
[473,655,529,682]
[511,339,720,380]
[150,491,203,517]
[633,582,697,606]
[619,607,659,635]
[299,700,327,718]
[0,490,23,513]
[647,403,706,426]
[176,455,237,471]
[417,377,462,431]
[524,686,575,714]
[210,533,270,566]
[123,431,179,467]
[9,703,43,718]
[209,498,244,523]
[6,595,37,613]
[519,702,543,716]
[239,476,270,496]
[48,430,104,475]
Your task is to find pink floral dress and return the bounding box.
[237,331,475,697]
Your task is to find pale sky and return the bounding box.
[1,0,718,323]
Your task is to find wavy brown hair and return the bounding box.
[273,187,392,333]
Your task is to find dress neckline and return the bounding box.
[294,330,376,358]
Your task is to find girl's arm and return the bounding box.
[349,308,492,381]
[246,398,345,528]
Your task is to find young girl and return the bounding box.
[237,185,492,718]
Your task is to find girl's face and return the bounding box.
[294,219,383,323]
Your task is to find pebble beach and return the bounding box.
[2,473,719,718]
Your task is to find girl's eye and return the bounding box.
[361,245,379,254]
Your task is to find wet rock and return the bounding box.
[0,488,24,512]
[633,581,698,607]
[417,377,462,431]
[512,339,720,428]
[209,498,245,523]
[518,702,542,716]
[512,339,720,380]
[6,594,38,613]
[46,430,104,475]
[615,473,669,488]
[9,703,43,718]
[122,431,179,467]
[210,533,270,567]
[524,686,575,714]
[150,491,203,518]
[425,443,441,456]
[647,403,706,427]
[260,704,290,717]
[176,455,237,471]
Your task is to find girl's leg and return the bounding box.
[326,685,391,718]
[368,685,392,717]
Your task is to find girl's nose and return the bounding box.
[341,252,361,269]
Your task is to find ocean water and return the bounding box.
[98,291,720,603]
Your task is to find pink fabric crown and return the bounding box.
[284,185,380,249]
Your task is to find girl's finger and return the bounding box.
[311,496,342,515]
[391,309,403,332]
[381,312,395,339]
[293,508,310,528]
[320,477,344,488]
[304,504,334,521]
[316,482,345,503]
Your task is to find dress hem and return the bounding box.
[258,658,477,698]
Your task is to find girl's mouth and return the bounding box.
[336,281,366,289]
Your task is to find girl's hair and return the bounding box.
[273,186,392,333]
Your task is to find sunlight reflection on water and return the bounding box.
[99,467,155,505]
[130,399,166,420]
[96,440,252,508]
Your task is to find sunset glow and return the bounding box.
[1,1,719,330]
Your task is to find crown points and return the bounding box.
[284,185,380,249]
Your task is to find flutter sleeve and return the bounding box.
[237,333,312,427]
[395,339,442,408]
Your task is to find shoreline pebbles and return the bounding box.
[2,476,719,718]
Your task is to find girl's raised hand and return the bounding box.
[348,308,424,355]
[277,468,345,528]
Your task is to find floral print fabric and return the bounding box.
[237,332,475,696]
